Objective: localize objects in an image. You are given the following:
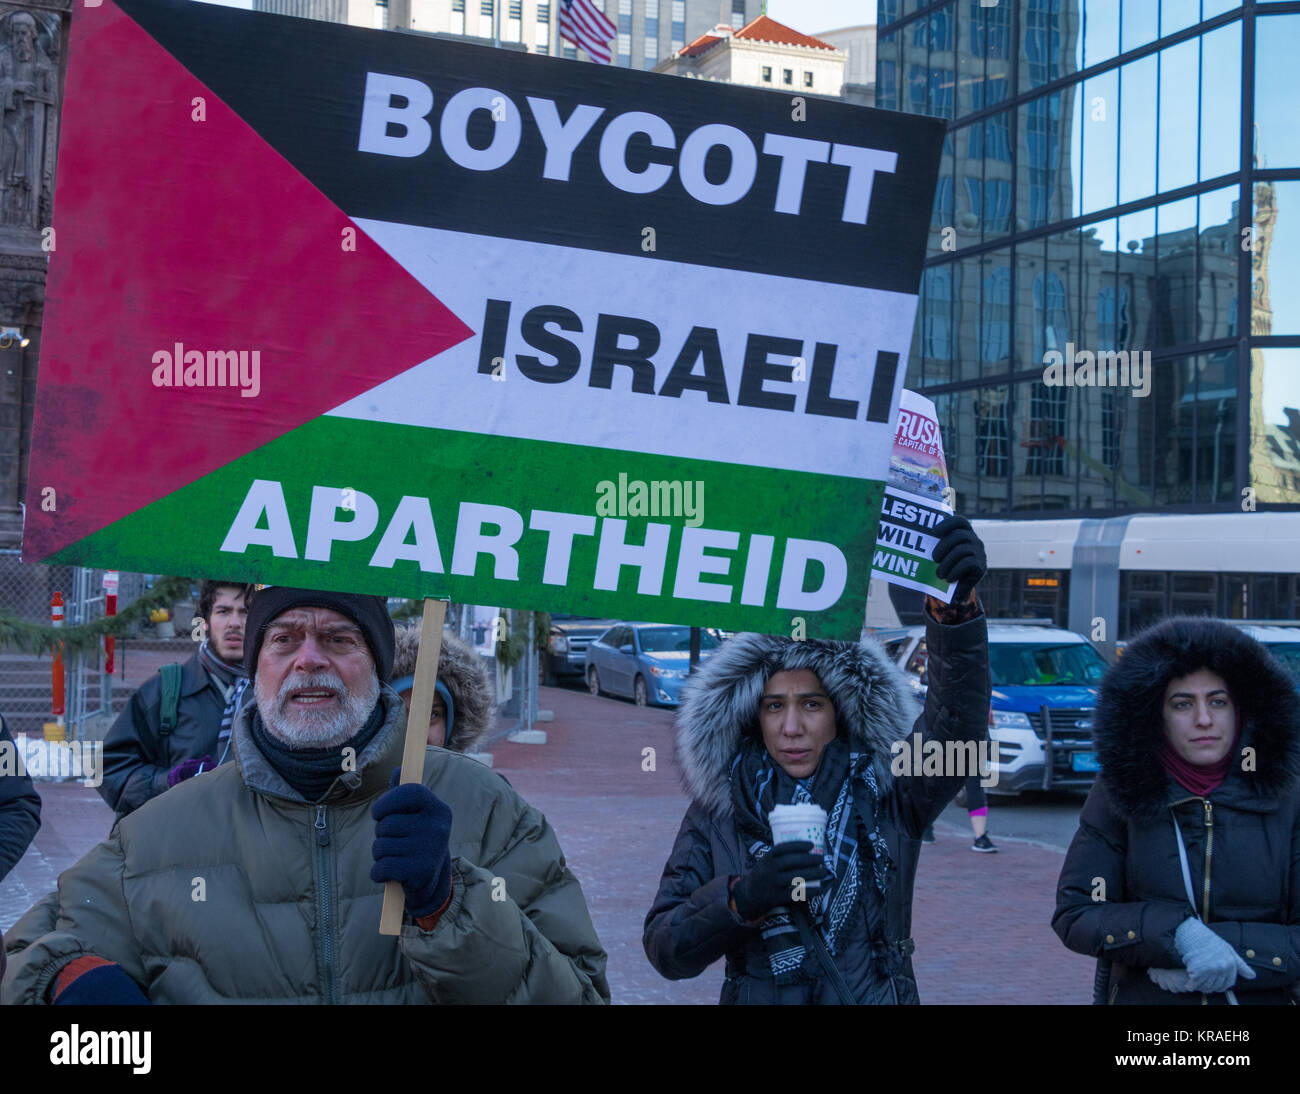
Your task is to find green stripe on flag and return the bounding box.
[54,416,884,638]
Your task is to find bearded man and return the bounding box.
[1,587,608,1005]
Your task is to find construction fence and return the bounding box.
[0,555,530,744]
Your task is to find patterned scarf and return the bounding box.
[730,736,894,984]
[198,639,248,765]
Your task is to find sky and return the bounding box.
[196,0,877,29]
[764,1,874,34]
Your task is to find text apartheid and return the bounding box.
[220,479,847,611]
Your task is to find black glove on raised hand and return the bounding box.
[931,514,987,603]
[370,770,453,918]
[732,841,830,921]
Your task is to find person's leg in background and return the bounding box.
[966,775,996,852]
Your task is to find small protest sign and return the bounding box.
[872,391,956,601]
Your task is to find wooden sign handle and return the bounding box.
[379,597,447,936]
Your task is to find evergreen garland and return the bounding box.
[0,575,194,656]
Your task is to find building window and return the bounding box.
[923,267,953,361]
[564,43,577,58]
[803,71,813,88]
[762,65,772,83]
[732,1,744,30]
[672,0,684,45]
[878,59,897,110]
[1025,384,1067,477]
[1032,271,1069,366]
[644,37,657,63]
[1024,92,1060,227]
[480,0,494,39]
[783,69,793,85]
[452,0,465,36]
[617,32,630,64]
[372,0,388,29]
[1024,0,1062,90]
[976,389,1010,477]
[984,179,1012,233]
[537,15,549,52]
[506,0,521,41]
[981,267,1012,365]
[931,176,953,227]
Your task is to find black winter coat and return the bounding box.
[0,712,41,986]
[1053,618,1300,1005]
[98,653,234,819]
[644,610,990,1004]
[0,713,40,881]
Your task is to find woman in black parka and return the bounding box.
[1053,616,1300,1005]
[643,516,991,1005]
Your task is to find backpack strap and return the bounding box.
[158,663,183,735]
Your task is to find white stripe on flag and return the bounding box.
[559,17,611,62]
[570,2,610,39]
[559,0,615,62]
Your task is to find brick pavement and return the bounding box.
[502,686,1096,1005]
[1,684,1096,1004]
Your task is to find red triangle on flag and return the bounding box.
[23,0,473,563]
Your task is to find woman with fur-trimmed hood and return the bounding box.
[390,623,496,752]
[643,516,991,1005]
[1053,617,1300,1005]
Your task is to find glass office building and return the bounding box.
[876,0,1300,516]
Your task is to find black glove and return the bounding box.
[732,841,830,921]
[370,770,453,918]
[932,514,987,602]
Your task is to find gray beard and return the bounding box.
[256,669,379,750]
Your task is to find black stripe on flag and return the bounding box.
[114,0,943,294]
[865,351,899,424]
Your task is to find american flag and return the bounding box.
[558,0,617,64]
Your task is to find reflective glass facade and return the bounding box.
[878,0,1300,514]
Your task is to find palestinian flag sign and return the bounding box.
[26,0,942,638]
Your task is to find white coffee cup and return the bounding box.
[768,803,828,854]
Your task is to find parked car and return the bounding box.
[870,619,1109,794]
[585,623,724,707]
[1231,622,1300,688]
[543,616,618,686]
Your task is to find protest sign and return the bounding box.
[872,390,956,601]
[25,0,943,638]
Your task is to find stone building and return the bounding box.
[0,0,64,550]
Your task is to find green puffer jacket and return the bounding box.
[1,688,609,1004]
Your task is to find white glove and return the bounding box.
[1147,966,1196,993]
[1174,917,1256,994]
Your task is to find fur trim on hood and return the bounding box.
[391,623,496,753]
[1093,616,1300,821]
[674,633,920,817]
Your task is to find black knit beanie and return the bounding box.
[244,587,395,682]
